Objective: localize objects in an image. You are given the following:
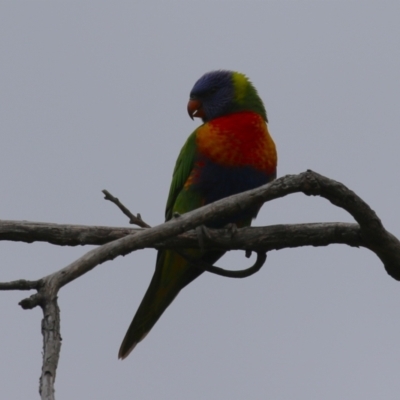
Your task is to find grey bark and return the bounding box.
[1,170,399,399]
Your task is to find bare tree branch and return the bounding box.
[0,220,362,250]
[1,170,400,399]
[1,170,398,278]
[0,219,138,246]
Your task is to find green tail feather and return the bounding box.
[118,249,223,359]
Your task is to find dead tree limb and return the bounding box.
[0,170,399,399]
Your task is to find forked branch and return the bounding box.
[0,170,400,399]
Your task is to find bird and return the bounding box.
[118,70,277,359]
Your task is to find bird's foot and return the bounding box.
[195,225,213,253]
[224,223,250,257]
[224,223,238,237]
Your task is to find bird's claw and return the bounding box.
[224,223,249,257]
[195,225,212,253]
[224,223,238,237]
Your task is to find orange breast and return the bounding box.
[195,111,277,174]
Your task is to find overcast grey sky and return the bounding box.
[1,2,400,399]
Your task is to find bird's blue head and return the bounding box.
[187,70,267,122]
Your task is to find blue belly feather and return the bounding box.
[192,156,276,227]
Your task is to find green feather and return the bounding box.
[231,71,268,121]
[165,131,197,220]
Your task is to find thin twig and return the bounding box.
[102,190,150,228]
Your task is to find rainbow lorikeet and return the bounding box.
[118,70,277,359]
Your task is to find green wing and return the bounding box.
[118,129,204,359]
[165,130,197,221]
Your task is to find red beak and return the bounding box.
[187,98,205,120]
